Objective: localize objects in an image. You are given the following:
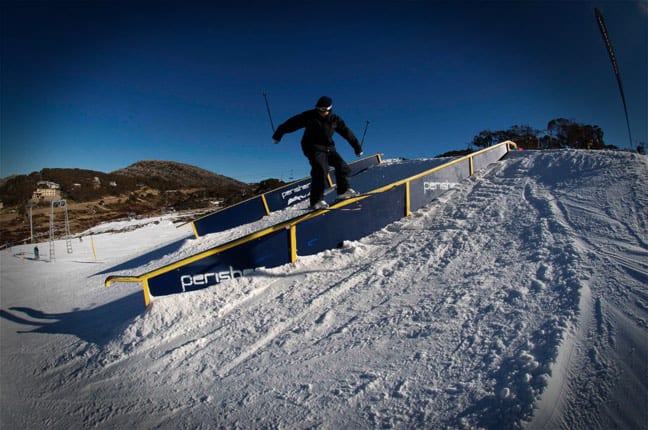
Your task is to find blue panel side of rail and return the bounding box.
[348,154,385,177]
[473,144,507,171]
[193,198,268,237]
[350,158,455,194]
[409,159,469,211]
[264,177,312,212]
[192,154,382,236]
[297,186,406,256]
[147,229,291,296]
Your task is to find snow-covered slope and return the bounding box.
[1,150,646,429]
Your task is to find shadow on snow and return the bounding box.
[0,292,144,346]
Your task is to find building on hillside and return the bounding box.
[31,181,61,202]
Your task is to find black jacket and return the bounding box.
[273,109,362,157]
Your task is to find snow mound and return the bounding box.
[1,150,646,429]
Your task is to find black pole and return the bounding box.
[262,91,276,133]
[360,120,370,146]
[594,8,633,149]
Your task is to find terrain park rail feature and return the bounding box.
[188,154,383,237]
[106,141,518,306]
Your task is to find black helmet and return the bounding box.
[315,96,333,109]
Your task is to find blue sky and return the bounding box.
[1,0,646,183]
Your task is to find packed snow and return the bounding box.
[1,149,646,429]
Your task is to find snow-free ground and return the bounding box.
[1,150,647,429]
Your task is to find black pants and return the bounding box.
[307,151,351,206]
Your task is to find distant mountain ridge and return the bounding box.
[0,160,285,245]
[0,160,275,208]
[112,160,248,189]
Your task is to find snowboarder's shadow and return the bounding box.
[0,292,143,346]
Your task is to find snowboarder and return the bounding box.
[273,96,363,210]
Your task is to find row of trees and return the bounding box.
[471,118,616,150]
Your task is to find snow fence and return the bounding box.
[106,141,517,306]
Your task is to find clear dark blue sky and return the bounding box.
[2,0,646,183]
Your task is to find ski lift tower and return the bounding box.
[49,199,72,260]
[26,202,35,243]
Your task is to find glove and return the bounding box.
[273,139,280,144]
